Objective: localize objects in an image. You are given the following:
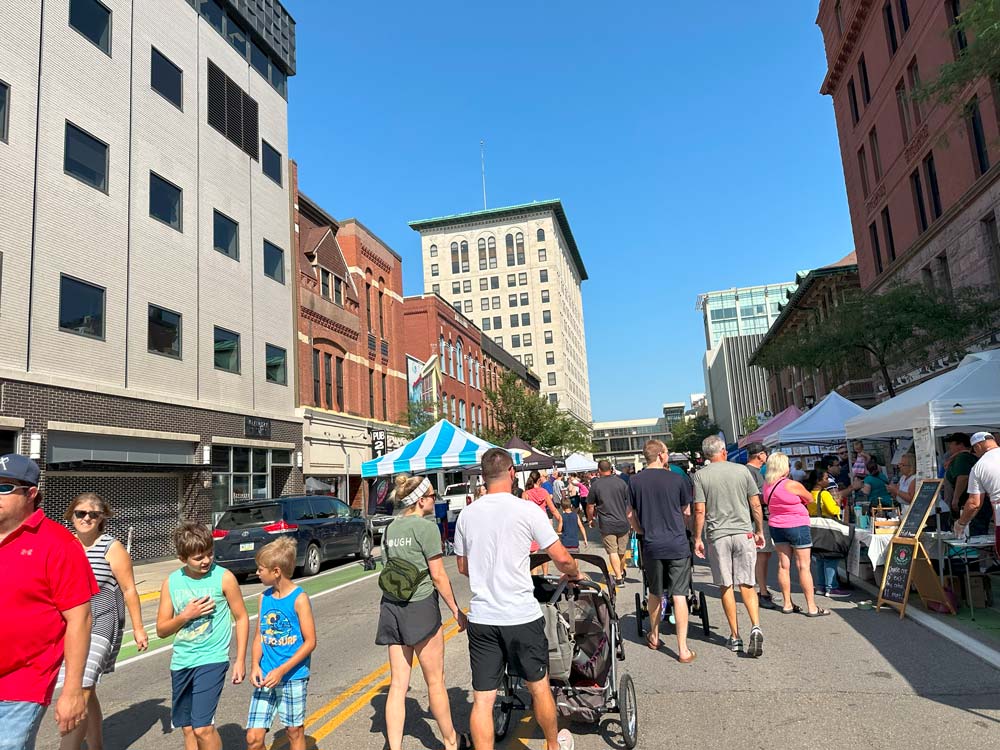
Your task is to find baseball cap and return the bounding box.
[0,454,40,486]
[971,431,992,446]
[745,442,767,456]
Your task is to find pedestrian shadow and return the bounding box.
[366,686,473,748]
[102,698,172,746]
[216,722,320,749]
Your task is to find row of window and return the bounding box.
[438,394,483,433]
[492,331,555,349]
[429,249,548,276]
[447,272,537,295]
[310,351,390,421]
[429,230,548,270]
[59,274,287,382]
[438,337,482,389]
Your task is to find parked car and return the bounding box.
[443,482,474,522]
[213,495,372,580]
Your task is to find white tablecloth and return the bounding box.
[847,529,894,578]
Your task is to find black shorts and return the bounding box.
[468,617,548,691]
[375,592,442,647]
[644,556,692,598]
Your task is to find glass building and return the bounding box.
[696,282,797,350]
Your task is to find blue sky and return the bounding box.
[287,1,854,422]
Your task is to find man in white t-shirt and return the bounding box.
[455,448,581,750]
[957,432,1000,550]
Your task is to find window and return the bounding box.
[69,0,111,55]
[539,270,549,283]
[432,283,440,294]
[493,316,502,329]
[896,80,913,142]
[494,336,502,346]
[544,330,553,344]
[511,335,520,348]
[547,373,557,386]
[924,152,942,218]
[948,0,968,54]
[858,55,871,105]
[910,170,929,233]
[265,344,287,385]
[148,304,181,358]
[518,272,527,285]
[452,302,461,313]
[869,222,883,274]
[515,233,525,264]
[541,290,550,303]
[847,78,860,125]
[450,242,459,274]
[262,141,282,185]
[431,264,439,276]
[213,210,239,259]
[869,128,882,181]
[462,280,471,293]
[491,296,500,309]
[881,207,896,261]
[480,278,489,291]
[967,96,989,177]
[335,356,345,409]
[320,268,332,298]
[225,11,247,55]
[491,276,499,289]
[548,393,558,405]
[452,281,461,295]
[937,253,953,297]
[0,80,7,142]
[519,292,528,306]
[323,353,332,409]
[505,234,515,266]
[207,61,258,160]
[543,310,552,323]
[538,248,547,262]
[488,236,497,268]
[524,354,533,367]
[263,240,284,283]
[149,172,182,230]
[546,351,555,365]
[507,274,516,288]
[382,373,388,419]
[368,369,375,417]
[250,40,269,80]
[429,244,438,258]
[460,241,470,272]
[478,238,487,270]
[480,298,490,311]
[521,313,530,326]
[537,228,545,242]
[522,333,532,346]
[834,0,844,34]
[463,300,472,313]
[481,317,490,331]
[983,213,1000,284]
[898,0,910,31]
[439,336,446,372]
[312,349,321,405]
[202,0,224,34]
[883,2,898,55]
[60,275,105,339]
[151,48,183,109]
[514,355,522,364]
[907,59,923,125]
[508,294,517,308]
[214,326,240,372]
[510,314,519,328]
[64,122,108,192]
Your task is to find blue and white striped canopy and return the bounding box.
[361,420,522,478]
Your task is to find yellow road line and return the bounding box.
[508,712,537,748]
[139,591,159,603]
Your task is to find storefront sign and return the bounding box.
[371,429,387,458]
[245,416,272,439]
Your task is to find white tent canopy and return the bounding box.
[563,452,598,473]
[845,349,1000,439]
[361,420,520,477]
[764,390,867,447]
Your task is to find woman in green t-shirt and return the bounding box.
[376,474,469,750]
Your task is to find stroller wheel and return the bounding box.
[634,592,644,639]
[493,673,513,740]
[618,672,638,749]
[699,591,710,636]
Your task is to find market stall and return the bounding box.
[563,452,598,473]
[763,390,867,449]
[738,405,803,448]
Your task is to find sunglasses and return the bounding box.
[0,483,27,495]
[73,510,103,520]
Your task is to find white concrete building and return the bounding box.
[409,200,592,423]
[0,0,301,558]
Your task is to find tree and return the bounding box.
[481,371,593,455]
[401,399,438,440]
[742,415,761,435]
[669,415,721,455]
[755,283,992,398]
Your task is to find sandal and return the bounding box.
[646,633,660,650]
[780,603,802,615]
[678,650,697,664]
[805,608,832,617]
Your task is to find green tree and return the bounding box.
[401,399,438,440]
[742,414,761,435]
[669,415,721,455]
[755,283,991,398]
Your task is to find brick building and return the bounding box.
[0,0,302,559]
[479,334,542,432]
[817,0,1000,390]
[292,164,407,508]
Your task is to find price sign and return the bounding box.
[879,541,916,607]
[897,479,942,539]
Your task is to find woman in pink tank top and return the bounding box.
[522,470,562,574]
[762,453,831,617]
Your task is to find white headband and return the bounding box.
[402,478,432,507]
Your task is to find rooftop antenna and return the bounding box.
[480,139,487,210]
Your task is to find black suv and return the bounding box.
[213,496,372,580]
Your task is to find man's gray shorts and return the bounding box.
[708,533,757,588]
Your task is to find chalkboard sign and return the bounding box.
[879,540,916,606]
[897,479,942,539]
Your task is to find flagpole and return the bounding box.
[480,139,487,210]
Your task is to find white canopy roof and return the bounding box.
[361,420,519,477]
[764,390,867,447]
[845,348,1000,439]
[563,452,598,473]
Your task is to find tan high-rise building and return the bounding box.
[409,200,591,423]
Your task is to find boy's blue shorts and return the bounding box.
[171,662,228,728]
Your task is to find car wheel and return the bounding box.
[302,543,322,577]
[357,533,372,559]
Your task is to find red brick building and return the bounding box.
[817,0,1000,390]
[291,162,407,507]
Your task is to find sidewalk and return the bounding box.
[132,557,180,602]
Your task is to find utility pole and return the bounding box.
[480,139,487,210]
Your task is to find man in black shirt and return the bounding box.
[588,460,632,584]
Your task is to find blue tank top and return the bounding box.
[259,586,309,681]
[560,511,580,548]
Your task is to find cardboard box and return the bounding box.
[946,574,992,608]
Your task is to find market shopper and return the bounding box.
[946,432,992,535]
[57,494,149,750]
[806,469,850,598]
[853,459,894,510]
[587,460,632,584]
[955,432,1000,547]
[888,454,919,517]
[744,442,776,609]
[455,448,581,750]
[523,471,562,575]
[0,455,98,749]
[692,436,765,658]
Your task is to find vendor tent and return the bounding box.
[764,391,866,447]
[563,452,598,473]
[738,405,803,448]
[361,420,520,477]
[504,437,555,470]
[845,348,1000,439]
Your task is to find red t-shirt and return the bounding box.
[0,509,99,705]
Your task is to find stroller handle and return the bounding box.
[548,578,569,605]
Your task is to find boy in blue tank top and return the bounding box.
[246,537,317,750]
[156,522,249,750]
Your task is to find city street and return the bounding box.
[35,552,1000,750]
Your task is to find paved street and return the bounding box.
[35,546,1000,750]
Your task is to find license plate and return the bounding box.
[239,542,254,552]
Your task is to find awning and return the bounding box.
[361,420,520,477]
[764,391,867,447]
[46,459,203,472]
[47,430,197,468]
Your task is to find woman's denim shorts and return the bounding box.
[769,524,813,549]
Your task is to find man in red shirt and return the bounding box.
[0,454,98,749]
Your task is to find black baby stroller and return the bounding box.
[633,531,710,639]
[492,554,639,749]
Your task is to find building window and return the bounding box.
[151,48,183,109]
[463,279,471,293]
[515,233,525,264]
[432,283,440,294]
[480,278,489,291]
[450,242,459,274]
[482,317,490,331]
[368,369,376,417]
[149,172,183,230]
[508,294,517,307]
[263,240,284,283]
[548,393,558,405]
[541,290,550,303]
[923,152,942,218]
[538,248,547,262]
[948,0,968,54]
[910,170,929,233]
[463,300,472,313]
[519,292,528,306]
[505,234,515,266]
[382,373,388,419]
[510,314,519,328]
[507,274,516,288]
[481,298,490,311]
[522,333,532,346]
[207,61,258,160]
[0,80,7,143]
[858,55,871,105]
[868,128,882,181]
[543,310,552,324]
[321,268,332,298]
[518,272,527,285]
[983,212,1000,284]
[336,357,345,410]
[323,352,332,409]
[869,222,883,274]
[536,228,545,242]
[488,236,497,268]
[521,313,530,326]
[460,240,470,272]
[452,281,461,295]
[493,316,502,330]
[967,96,990,177]
[511,335,520,348]
[478,238,487,270]
[492,296,500,309]
[262,140,282,186]
[214,326,240,372]
[514,355,522,364]
[544,330,553,344]
[881,206,896,261]
[847,78,860,125]
[896,80,913,142]
[491,276,499,289]
[69,0,111,55]
[64,122,108,192]
[834,0,844,34]
[494,336,502,346]
[59,275,105,339]
[439,336,446,373]
[431,264,439,276]
[907,59,923,125]
[898,0,910,31]
[539,269,548,283]
[883,1,898,55]
[937,253,953,297]
[429,244,438,257]
[452,302,461,313]
[524,354,533,367]
[547,372,557,386]
[546,351,555,365]
[312,349,322,405]
[265,344,287,385]
[213,210,239,260]
[148,304,181,358]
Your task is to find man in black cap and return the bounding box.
[0,454,98,748]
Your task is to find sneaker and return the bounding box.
[727,636,743,653]
[557,728,575,750]
[747,626,764,658]
[827,588,851,598]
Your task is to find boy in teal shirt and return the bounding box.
[156,522,249,750]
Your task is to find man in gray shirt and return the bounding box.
[693,435,765,658]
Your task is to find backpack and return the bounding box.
[378,557,429,601]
